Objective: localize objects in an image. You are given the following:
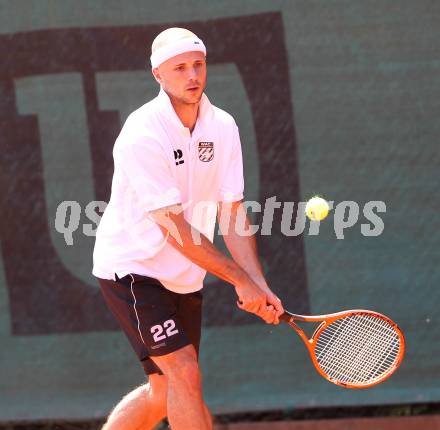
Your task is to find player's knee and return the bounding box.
[177,356,202,388]
[158,346,201,389]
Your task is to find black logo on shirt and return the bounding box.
[198,142,214,162]
[174,149,184,165]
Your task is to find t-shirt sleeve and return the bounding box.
[114,137,182,212]
[219,122,245,202]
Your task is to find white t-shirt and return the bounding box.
[92,88,244,293]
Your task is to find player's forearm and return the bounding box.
[172,224,249,286]
[218,201,269,289]
[222,222,268,289]
[153,209,249,287]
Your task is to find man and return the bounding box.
[93,27,284,430]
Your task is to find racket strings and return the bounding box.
[317,317,399,383]
[317,319,397,383]
[318,318,399,383]
[320,322,397,381]
[318,318,397,369]
[314,314,401,385]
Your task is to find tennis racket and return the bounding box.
[280,309,405,388]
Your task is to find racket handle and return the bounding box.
[279,312,293,323]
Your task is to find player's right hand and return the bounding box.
[235,277,279,324]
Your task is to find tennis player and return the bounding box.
[93,27,284,430]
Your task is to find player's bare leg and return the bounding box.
[102,374,167,430]
[152,344,212,430]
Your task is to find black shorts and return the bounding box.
[98,273,203,375]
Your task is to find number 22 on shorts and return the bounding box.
[151,319,179,342]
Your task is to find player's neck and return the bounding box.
[170,98,200,133]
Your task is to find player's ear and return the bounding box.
[152,67,162,84]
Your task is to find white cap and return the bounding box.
[150,36,206,68]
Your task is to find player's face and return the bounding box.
[154,51,207,104]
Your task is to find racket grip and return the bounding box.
[279,312,292,323]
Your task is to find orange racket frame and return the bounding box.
[280,309,406,388]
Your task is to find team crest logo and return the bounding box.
[198,142,214,162]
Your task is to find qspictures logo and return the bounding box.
[54,197,386,246]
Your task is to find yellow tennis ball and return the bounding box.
[305,196,329,221]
